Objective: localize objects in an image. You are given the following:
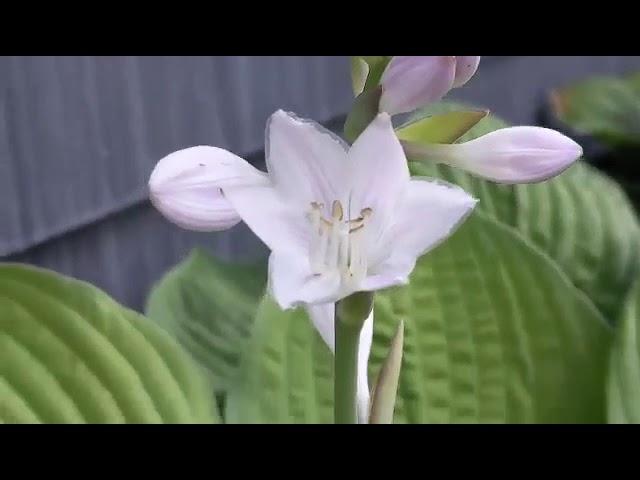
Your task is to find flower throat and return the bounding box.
[308,200,372,285]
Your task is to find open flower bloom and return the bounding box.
[149,110,477,422]
[379,56,481,115]
[402,126,584,184]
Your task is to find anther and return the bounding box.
[332,200,344,221]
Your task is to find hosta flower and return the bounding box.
[403,126,583,184]
[149,110,477,422]
[379,56,481,115]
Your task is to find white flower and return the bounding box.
[149,110,477,423]
[403,126,583,184]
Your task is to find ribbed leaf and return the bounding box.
[145,249,266,393]
[607,279,640,423]
[549,76,640,147]
[225,297,333,424]
[0,263,217,424]
[225,213,611,423]
[409,102,640,321]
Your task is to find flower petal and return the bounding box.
[306,303,335,351]
[408,126,583,184]
[265,109,350,208]
[269,253,342,309]
[348,113,410,245]
[357,309,374,424]
[148,146,267,231]
[306,302,374,424]
[453,56,481,88]
[221,181,311,260]
[379,56,457,115]
[360,258,413,292]
[366,178,477,286]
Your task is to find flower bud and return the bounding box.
[379,56,457,115]
[148,146,246,231]
[453,56,481,88]
[404,126,583,184]
[369,320,404,424]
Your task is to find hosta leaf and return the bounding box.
[409,102,640,321]
[0,263,217,424]
[607,279,640,423]
[225,213,611,423]
[145,248,267,393]
[514,163,640,321]
[549,76,640,147]
[225,296,334,424]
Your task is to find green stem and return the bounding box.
[334,307,361,424]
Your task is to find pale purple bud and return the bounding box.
[453,56,481,88]
[404,126,583,184]
[379,56,457,115]
[148,146,245,231]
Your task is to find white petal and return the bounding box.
[453,56,481,88]
[379,56,457,115]
[268,253,342,310]
[266,109,349,207]
[368,178,477,283]
[148,146,267,231]
[306,303,335,352]
[222,182,310,258]
[357,309,374,424]
[305,302,374,424]
[348,113,410,244]
[410,126,583,184]
[360,258,413,292]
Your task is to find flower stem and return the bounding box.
[334,313,361,424]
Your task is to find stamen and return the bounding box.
[320,218,334,228]
[327,219,340,269]
[307,200,371,284]
[332,200,344,221]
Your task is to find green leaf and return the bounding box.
[225,213,611,423]
[0,263,218,424]
[410,101,640,322]
[145,248,267,393]
[225,296,334,424]
[514,163,640,321]
[550,76,640,147]
[396,110,489,145]
[607,279,640,423]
